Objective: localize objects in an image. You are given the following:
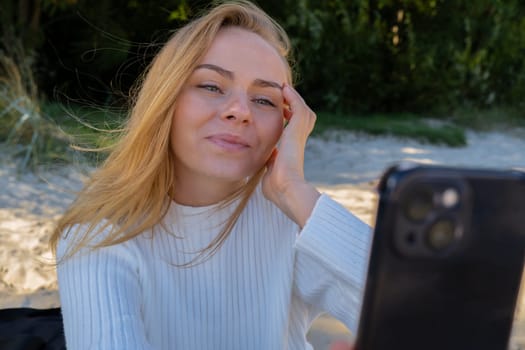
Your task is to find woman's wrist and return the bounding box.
[278,180,321,228]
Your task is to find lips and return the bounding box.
[206,133,250,151]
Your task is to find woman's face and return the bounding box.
[171,27,288,190]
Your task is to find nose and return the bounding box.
[221,91,252,124]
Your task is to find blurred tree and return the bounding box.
[2,0,525,115]
[35,0,195,104]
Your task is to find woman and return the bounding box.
[51,1,371,349]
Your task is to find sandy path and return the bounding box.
[1,128,524,349]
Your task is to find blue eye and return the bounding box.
[198,84,222,93]
[254,98,276,107]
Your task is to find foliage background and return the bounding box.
[2,0,525,117]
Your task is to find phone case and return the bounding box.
[355,164,525,350]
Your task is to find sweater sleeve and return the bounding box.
[293,194,373,334]
[56,224,153,350]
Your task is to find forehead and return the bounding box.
[198,27,289,83]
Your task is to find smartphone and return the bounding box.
[355,163,525,350]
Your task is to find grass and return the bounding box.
[314,112,468,147]
[0,36,124,170]
[0,46,75,170]
[449,106,525,132]
[42,102,125,152]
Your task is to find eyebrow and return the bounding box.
[196,64,234,80]
[253,78,282,90]
[195,63,283,91]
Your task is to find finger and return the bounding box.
[283,104,292,121]
[282,84,316,133]
[282,84,306,115]
[281,86,292,121]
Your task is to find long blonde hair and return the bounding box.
[50,0,293,264]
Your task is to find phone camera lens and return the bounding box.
[403,188,434,222]
[426,219,456,251]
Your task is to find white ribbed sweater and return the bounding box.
[57,185,372,350]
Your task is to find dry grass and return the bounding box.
[0,37,72,171]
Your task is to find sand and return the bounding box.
[1,128,524,349]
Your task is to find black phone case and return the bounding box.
[355,164,525,350]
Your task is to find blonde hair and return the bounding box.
[50,0,293,264]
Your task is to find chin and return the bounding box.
[209,164,263,182]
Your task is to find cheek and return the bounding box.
[170,111,183,148]
[258,116,284,151]
[170,105,195,152]
[171,95,205,141]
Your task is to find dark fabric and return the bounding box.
[0,308,65,350]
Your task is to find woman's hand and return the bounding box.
[262,84,320,227]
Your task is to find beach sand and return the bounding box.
[1,129,524,349]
